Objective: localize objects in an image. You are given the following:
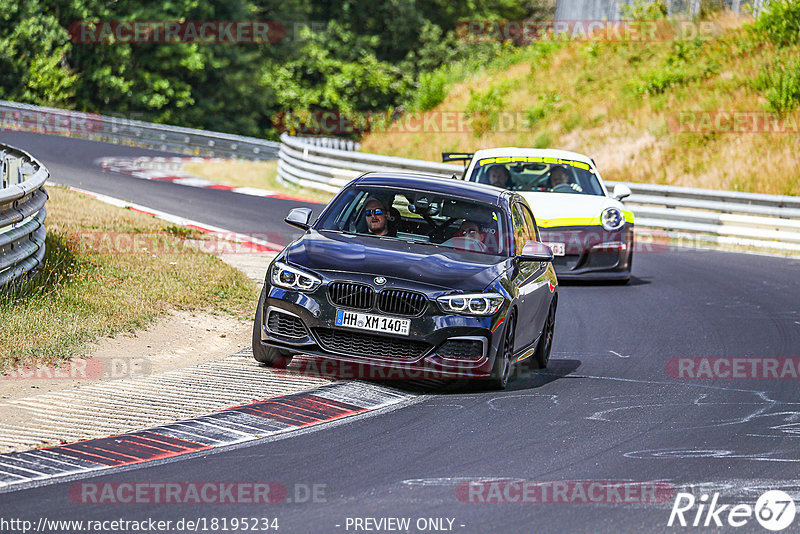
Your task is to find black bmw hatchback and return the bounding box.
[253,173,558,389]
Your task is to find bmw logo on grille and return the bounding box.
[374,276,386,285]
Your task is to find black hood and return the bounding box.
[284,231,509,291]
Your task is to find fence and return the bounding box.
[0,144,49,287]
[0,100,280,160]
[277,134,800,254]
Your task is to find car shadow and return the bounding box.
[271,355,582,395]
[558,275,649,287]
[504,358,582,392]
[375,358,583,395]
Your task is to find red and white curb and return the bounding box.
[96,156,311,201]
[69,186,284,253]
[0,381,414,491]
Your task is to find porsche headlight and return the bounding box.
[437,293,504,316]
[601,207,625,231]
[270,261,321,291]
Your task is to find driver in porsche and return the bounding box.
[549,165,583,193]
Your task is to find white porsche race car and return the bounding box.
[445,147,634,282]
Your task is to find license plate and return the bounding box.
[335,309,411,336]
[546,242,566,256]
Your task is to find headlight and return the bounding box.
[437,293,504,316]
[601,207,625,231]
[270,261,321,291]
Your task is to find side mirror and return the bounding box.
[613,184,632,201]
[519,240,554,262]
[285,207,313,230]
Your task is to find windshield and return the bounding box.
[315,186,509,256]
[468,156,605,196]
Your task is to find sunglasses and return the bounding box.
[365,208,385,216]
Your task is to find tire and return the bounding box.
[533,299,556,369]
[252,287,293,368]
[487,312,515,390]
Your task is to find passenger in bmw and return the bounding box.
[442,220,486,252]
[364,198,397,237]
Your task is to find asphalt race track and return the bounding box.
[3,132,800,533]
[0,132,317,243]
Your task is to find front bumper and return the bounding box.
[257,273,508,379]
[540,224,633,280]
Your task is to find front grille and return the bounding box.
[377,289,427,316]
[436,339,485,360]
[586,250,621,269]
[314,328,431,360]
[328,282,374,310]
[267,310,308,339]
[552,254,581,270]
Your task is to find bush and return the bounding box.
[755,52,800,113]
[631,39,719,95]
[465,82,511,136]
[751,0,800,47]
[414,70,449,111]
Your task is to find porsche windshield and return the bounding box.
[468,157,604,196]
[315,187,509,256]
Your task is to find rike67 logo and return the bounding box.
[668,490,796,531]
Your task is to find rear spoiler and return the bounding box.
[441,152,474,164]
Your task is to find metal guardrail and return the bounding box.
[0,144,49,287]
[277,134,800,253]
[0,100,280,160]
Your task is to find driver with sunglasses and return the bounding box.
[363,198,396,237]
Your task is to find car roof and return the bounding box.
[355,172,513,206]
[470,147,595,166]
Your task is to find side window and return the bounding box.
[520,205,540,241]
[511,204,530,254]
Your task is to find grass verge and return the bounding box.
[0,186,257,372]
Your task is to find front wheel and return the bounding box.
[252,287,293,368]
[487,312,515,390]
[533,299,556,369]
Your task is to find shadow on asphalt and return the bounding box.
[558,275,649,287]
[374,358,582,395]
[269,355,582,396]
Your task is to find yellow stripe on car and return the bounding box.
[477,156,592,170]
[536,211,634,228]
